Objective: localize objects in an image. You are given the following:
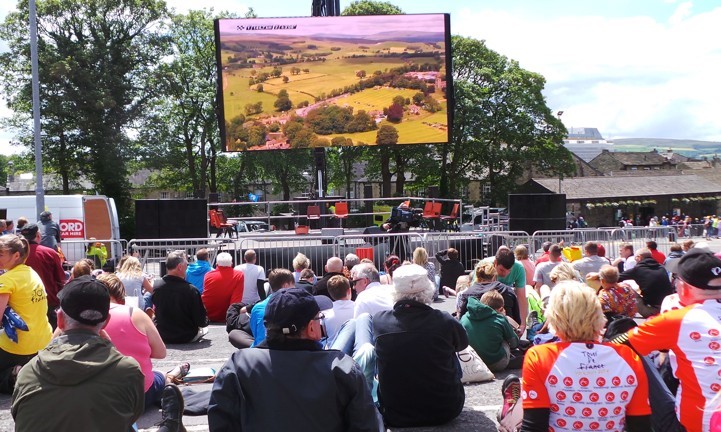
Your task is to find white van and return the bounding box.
[0,195,121,263]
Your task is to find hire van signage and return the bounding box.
[59,219,85,239]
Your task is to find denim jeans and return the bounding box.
[330,313,376,394]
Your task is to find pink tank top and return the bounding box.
[106,303,153,391]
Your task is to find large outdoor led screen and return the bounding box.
[214,14,452,151]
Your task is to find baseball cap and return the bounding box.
[264,288,333,334]
[59,275,111,325]
[19,223,39,239]
[667,248,721,290]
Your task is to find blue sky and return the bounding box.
[1,0,720,155]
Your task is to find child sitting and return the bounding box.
[460,290,523,372]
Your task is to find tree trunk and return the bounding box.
[394,150,406,196]
[380,148,392,197]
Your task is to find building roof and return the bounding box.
[592,150,672,166]
[567,127,604,140]
[532,174,721,200]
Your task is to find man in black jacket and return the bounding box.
[152,250,209,343]
[209,288,383,431]
[619,248,673,317]
[313,256,346,299]
[436,248,466,297]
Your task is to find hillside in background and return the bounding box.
[613,138,721,159]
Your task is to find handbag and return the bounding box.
[456,345,494,383]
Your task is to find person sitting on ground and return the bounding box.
[324,275,355,344]
[619,248,673,318]
[682,239,694,252]
[292,252,315,284]
[71,260,93,279]
[117,256,154,310]
[612,242,636,273]
[249,268,296,347]
[351,263,394,318]
[435,248,466,297]
[313,256,345,298]
[373,264,468,427]
[534,241,553,264]
[235,249,266,305]
[343,253,360,279]
[11,275,147,431]
[208,288,383,431]
[151,250,209,344]
[515,245,535,288]
[97,273,171,410]
[571,241,608,279]
[532,244,562,295]
[514,281,651,431]
[442,274,471,297]
[185,248,212,294]
[615,248,721,431]
[593,264,638,320]
[458,261,520,327]
[461,290,522,372]
[295,268,316,294]
[646,240,667,264]
[378,254,401,285]
[202,252,244,323]
[0,235,53,395]
[480,246,528,336]
[664,242,684,271]
[412,246,436,285]
[15,217,28,234]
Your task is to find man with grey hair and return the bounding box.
[344,253,360,274]
[12,275,148,431]
[373,264,468,427]
[352,262,393,318]
[152,250,209,343]
[313,256,346,299]
[202,252,244,323]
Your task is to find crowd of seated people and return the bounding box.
[2,230,721,431]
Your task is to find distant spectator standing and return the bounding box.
[202,252,244,323]
[38,211,61,251]
[19,224,65,329]
[185,248,212,294]
[436,248,465,298]
[152,251,208,344]
[235,249,266,305]
[646,240,666,264]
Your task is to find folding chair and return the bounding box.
[335,202,349,228]
[217,210,238,238]
[306,205,321,229]
[209,210,235,238]
[441,203,460,232]
[422,201,441,231]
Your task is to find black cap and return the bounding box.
[264,288,332,334]
[668,248,721,290]
[19,223,39,239]
[59,275,110,325]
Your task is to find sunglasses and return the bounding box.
[350,278,367,287]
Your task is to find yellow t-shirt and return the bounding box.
[0,264,53,354]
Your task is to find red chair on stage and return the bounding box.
[335,202,349,228]
[209,210,235,238]
[306,205,321,229]
[440,203,460,232]
[422,201,442,231]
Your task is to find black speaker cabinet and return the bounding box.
[135,199,208,239]
[508,193,566,234]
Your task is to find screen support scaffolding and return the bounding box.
[311,0,339,198]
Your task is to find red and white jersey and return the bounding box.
[628,299,721,431]
[522,341,649,432]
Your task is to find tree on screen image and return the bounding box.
[376,125,399,146]
[386,103,404,123]
[274,90,293,112]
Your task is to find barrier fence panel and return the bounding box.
[423,231,530,271]
[238,234,345,277]
[333,232,426,272]
[127,238,238,277]
[571,228,613,244]
[529,231,582,260]
[609,227,676,257]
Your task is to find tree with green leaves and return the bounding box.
[341,0,404,15]
[440,36,575,204]
[274,89,293,112]
[0,0,171,234]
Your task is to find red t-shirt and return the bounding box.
[627,300,721,431]
[24,243,65,308]
[522,341,650,432]
[201,267,244,322]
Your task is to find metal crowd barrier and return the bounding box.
[60,239,127,265]
[608,227,676,256]
[127,238,238,276]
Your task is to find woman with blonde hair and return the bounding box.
[291,252,315,284]
[0,234,53,393]
[412,247,436,284]
[517,281,651,431]
[116,256,153,310]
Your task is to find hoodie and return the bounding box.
[186,259,213,293]
[12,329,144,432]
[460,296,518,365]
[38,212,61,251]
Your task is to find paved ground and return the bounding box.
[0,296,509,432]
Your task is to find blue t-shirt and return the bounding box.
[250,294,273,347]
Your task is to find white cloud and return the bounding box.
[454,5,721,141]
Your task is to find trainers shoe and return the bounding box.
[157,384,186,432]
[500,374,521,420]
